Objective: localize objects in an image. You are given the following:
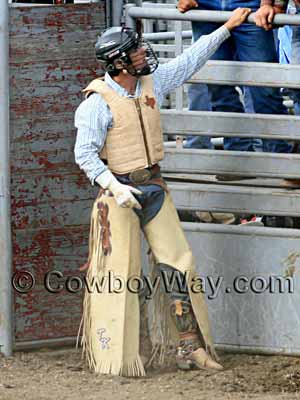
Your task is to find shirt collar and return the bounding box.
[104,72,142,98]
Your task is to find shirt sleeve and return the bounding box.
[260,0,288,11]
[152,25,230,105]
[74,93,112,186]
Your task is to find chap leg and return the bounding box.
[156,264,223,370]
[80,191,145,376]
[143,193,216,360]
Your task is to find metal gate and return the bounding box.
[0,3,106,355]
[128,2,300,355]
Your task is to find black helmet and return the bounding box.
[95,26,158,76]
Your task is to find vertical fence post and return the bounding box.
[125,3,136,29]
[0,0,13,357]
[174,20,183,111]
[112,0,124,26]
[105,0,112,29]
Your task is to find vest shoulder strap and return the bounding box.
[140,75,154,96]
[82,78,119,103]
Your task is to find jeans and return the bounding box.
[184,84,214,149]
[278,4,300,116]
[185,0,293,153]
[291,6,300,115]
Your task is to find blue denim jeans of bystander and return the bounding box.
[185,0,293,153]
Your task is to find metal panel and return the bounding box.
[141,222,300,354]
[183,223,300,353]
[161,148,300,179]
[161,110,300,140]
[10,4,105,343]
[167,182,300,216]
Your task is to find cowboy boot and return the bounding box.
[170,299,223,371]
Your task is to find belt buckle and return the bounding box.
[129,168,151,185]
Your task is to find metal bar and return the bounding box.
[174,20,183,111]
[144,30,192,41]
[190,61,300,88]
[215,344,300,357]
[181,221,300,238]
[112,0,124,26]
[0,0,13,357]
[161,110,300,140]
[142,0,154,36]
[10,3,45,7]
[125,4,136,29]
[157,59,300,89]
[20,334,300,355]
[162,148,300,179]
[163,173,294,189]
[128,6,300,26]
[168,182,300,216]
[153,44,187,52]
[105,0,112,28]
[164,138,224,147]
[15,337,77,351]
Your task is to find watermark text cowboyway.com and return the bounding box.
[12,269,294,299]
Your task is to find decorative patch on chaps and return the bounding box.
[97,201,112,256]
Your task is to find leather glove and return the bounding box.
[95,170,142,210]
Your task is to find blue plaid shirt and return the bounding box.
[74,25,230,185]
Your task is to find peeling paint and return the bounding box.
[10,4,105,343]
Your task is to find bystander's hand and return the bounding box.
[177,0,198,13]
[254,5,276,31]
[224,7,252,31]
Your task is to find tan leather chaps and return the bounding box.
[78,190,216,377]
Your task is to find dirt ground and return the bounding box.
[1,348,300,400]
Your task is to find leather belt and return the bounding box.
[114,164,161,185]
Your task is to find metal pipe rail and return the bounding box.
[144,30,192,41]
[0,0,13,357]
[156,59,300,89]
[127,5,300,26]
[161,148,300,179]
[168,182,300,216]
[161,110,300,140]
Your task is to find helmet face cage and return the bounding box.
[134,39,159,76]
[95,27,159,77]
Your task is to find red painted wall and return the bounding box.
[9,3,106,343]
